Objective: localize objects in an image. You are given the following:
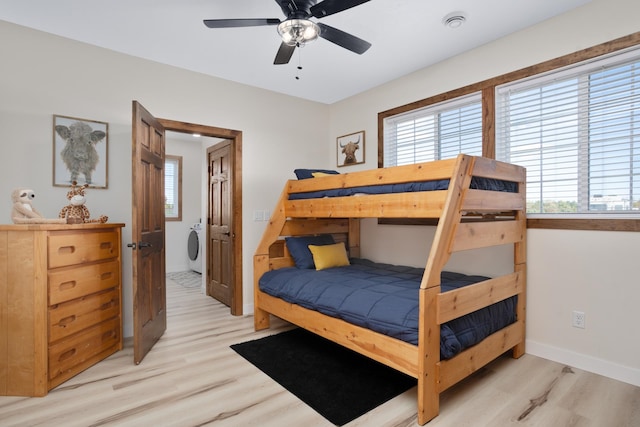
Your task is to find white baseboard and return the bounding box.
[526,339,640,387]
[166,264,190,273]
[243,303,254,317]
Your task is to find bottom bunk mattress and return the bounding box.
[259,258,517,359]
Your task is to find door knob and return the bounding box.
[127,242,152,249]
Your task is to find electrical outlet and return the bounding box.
[572,310,586,329]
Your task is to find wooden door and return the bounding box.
[207,142,233,307]
[131,101,166,364]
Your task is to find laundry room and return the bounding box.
[164,131,209,283]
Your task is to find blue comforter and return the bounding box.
[259,258,516,359]
[288,177,517,200]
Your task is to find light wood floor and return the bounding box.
[1,278,638,427]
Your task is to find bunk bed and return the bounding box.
[253,154,527,425]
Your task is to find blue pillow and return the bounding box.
[285,234,335,269]
[294,169,340,180]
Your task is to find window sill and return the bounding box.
[378,217,640,231]
[526,218,640,232]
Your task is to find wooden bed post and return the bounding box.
[253,187,289,331]
[512,192,527,358]
[418,154,474,425]
[348,218,361,258]
[417,286,440,425]
[253,254,271,330]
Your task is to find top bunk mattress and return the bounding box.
[288,176,518,200]
[258,258,516,359]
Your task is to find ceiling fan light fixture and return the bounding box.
[277,19,320,46]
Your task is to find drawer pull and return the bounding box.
[58,348,77,362]
[100,272,113,280]
[100,299,117,310]
[58,315,76,327]
[102,330,117,341]
[58,245,76,255]
[59,280,77,291]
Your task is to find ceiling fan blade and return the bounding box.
[274,42,296,65]
[317,23,371,55]
[203,18,281,28]
[310,0,371,18]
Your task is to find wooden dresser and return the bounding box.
[0,223,125,396]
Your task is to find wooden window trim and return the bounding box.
[378,31,640,232]
[165,154,182,222]
[526,218,640,231]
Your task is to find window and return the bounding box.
[496,48,640,215]
[383,93,483,167]
[165,155,182,221]
[378,32,640,229]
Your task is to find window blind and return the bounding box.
[383,93,482,167]
[496,48,640,214]
[165,159,177,217]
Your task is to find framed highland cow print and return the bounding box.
[337,130,365,167]
[53,115,109,188]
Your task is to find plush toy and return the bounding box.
[11,188,66,224]
[58,181,108,224]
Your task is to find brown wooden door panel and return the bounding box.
[131,101,166,364]
[207,144,233,307]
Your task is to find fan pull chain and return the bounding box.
[295,43,302,80]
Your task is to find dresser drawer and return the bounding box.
[48,260,120,305]
[48,317,120,382]
[48,230,120,269]
[49,288,120,342]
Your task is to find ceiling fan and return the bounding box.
[204,0,372,65]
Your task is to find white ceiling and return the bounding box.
[0,0,592,104]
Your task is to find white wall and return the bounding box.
[328,0,640,386]
[0,19,329,338]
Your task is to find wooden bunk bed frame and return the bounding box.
[253,154,526,425]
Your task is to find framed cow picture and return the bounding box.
[336,130,365,167]
[53,115,109,188]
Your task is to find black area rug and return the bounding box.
[231,328,416,426]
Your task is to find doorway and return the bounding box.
[159,118,243,316]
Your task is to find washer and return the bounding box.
[187,223,202,273]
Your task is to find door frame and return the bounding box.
[158,118,243,316]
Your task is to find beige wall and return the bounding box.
[328,0,640,386]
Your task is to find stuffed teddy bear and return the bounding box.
[11,188,66,224]
[58,181,108,224]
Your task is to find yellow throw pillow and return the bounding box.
[308,242,350,270]
[311,172,333,178]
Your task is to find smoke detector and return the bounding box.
[443,12,467,29]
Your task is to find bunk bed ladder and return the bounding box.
[254,187,289,330]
